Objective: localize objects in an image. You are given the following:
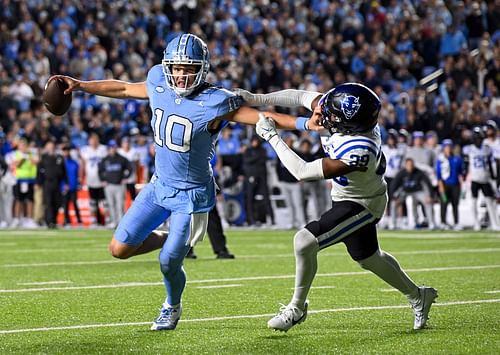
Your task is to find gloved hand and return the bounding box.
[256,113,278,141]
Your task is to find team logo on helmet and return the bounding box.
[340,95,361,120]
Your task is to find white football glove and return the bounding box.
[256,113,278,141]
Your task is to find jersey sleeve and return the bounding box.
[213,89,242,118]
[145,64,164,97]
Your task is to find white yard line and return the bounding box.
[17,281,72,286]
[2,247,499,265]
[0,298,498,334]
[0,264,498,294]
[380,288,399,292]
[196,284,242,289]
[484,290,500,294]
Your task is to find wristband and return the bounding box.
[295,116,309,131]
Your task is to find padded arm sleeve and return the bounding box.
[268,135,324,181]
[242,89,322,111]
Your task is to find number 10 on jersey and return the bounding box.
[153,109,193,152]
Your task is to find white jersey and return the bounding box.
[463,144,492,183]
[484,137,500,159]
[80,145,107,188]
[321,125,387,218]
[118,147,139,184]
[382,144,406,179]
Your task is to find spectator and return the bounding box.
[276,133,305,229]
[242,135,274,226]
[298,138,328,220]
[98,140,131,228]
[118,137,140,200]
[37,140,67,228]
[436,140,464,230]
[390,158,436,230]
[80,133,107,226]
[61,145,82,226]
[12,138,38,228]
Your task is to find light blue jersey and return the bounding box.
[147,64,241,189]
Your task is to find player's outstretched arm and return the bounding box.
[236,88,322,111]
[47,75,148,99]
[227,106,323,132]
[255,115,363,181]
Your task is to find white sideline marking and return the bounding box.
[196,284,242,289]
[380,288,399,292]
[17,281,72,286]
[0,264,498,294]
[2,247,500,266]
[0,298,498,334]
[484,290,500,294]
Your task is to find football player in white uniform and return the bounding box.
[463,127,499,231]
[382,129,406,229]
[248,83,438,332]
[483,120,500,198]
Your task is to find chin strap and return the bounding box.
[268,135,324,181]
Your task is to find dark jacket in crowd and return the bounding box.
[37,153,67,185]
[98,153,131,185]
[390,167,435,197]
[242,145,267,178]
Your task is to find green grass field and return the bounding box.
[0,228,499,354]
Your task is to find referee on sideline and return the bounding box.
[98,140,131,228]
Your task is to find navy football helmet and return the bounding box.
[162,33,210,96]
[319,83,381,134]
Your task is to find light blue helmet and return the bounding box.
[162,33,210,96]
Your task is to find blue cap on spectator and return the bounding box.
[413,131,424,138]
[442,139,453,147]
[107,140,118,148]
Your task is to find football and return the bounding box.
[43,78,72,116]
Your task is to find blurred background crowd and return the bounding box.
[0,0,499,230]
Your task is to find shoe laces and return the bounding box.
[156,307,177,322]
[276,303,297,321]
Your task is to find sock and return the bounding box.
[485,198,499,229]
[358,249,419,300]
[290,229,319,310]
[472,198,479,227]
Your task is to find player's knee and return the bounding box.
[108,238,133,259]
[357,249,381,270]
[293,228,318,256]
[159,253,184,277]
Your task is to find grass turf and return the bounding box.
[0,229,499,354]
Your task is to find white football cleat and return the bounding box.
[410,286,438,330]
[267,301,308,332]
[151,304,182,331]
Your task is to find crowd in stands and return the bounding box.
[0,1,499,230]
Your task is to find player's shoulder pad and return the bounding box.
[334,136,380,160]
[201,84,242,115]
[146,64,164,86]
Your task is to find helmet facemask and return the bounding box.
[162,58,208,97]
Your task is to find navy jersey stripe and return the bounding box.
[333,138,378,153]
[336,144,378,158]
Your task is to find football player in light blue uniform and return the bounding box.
[50,33,320,331]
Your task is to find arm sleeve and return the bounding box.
[240,89,322,111]
[268,135,324,181]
